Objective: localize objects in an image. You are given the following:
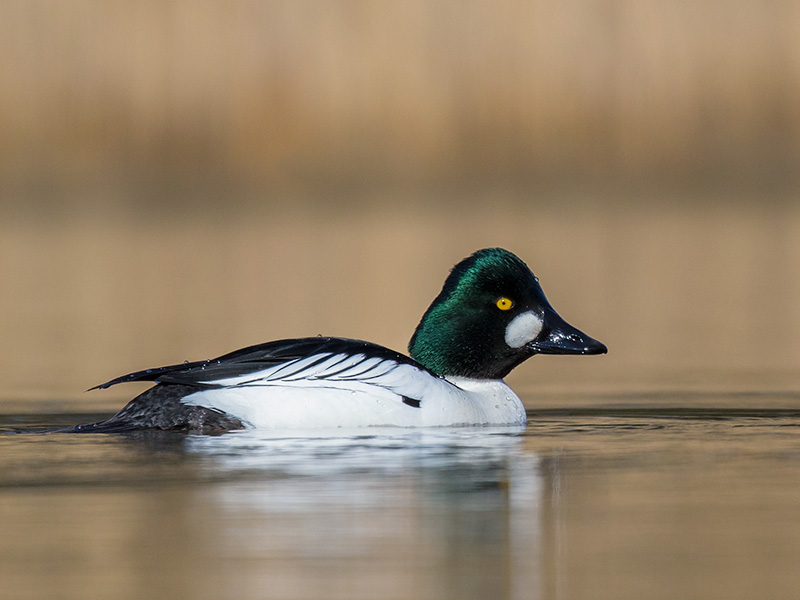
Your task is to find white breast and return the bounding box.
[430,377,528,427]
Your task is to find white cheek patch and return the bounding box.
[504,311,543,349]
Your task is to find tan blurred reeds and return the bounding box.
[1,2,799,399]
[1,0,798,211]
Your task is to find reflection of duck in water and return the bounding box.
[64,248,606,433]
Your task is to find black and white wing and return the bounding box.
[94,337,429,391]
[91,338,448,428]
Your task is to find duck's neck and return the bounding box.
[409,315,507,380]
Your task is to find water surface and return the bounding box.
[2,391,800,600]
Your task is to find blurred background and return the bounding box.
[1,0,799,403]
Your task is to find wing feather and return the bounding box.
[92,337,435,394]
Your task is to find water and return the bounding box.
[2,393,800,600]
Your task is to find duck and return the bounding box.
[62,248,606,433]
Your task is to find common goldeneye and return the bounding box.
[63,248,606,433]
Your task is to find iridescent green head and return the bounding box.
[408,248,606,379]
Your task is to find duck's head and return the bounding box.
[409,248,607,379]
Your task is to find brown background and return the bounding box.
[2,1,799,401]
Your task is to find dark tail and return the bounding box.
[49,384,244,434]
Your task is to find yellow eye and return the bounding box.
[496,297,513,311]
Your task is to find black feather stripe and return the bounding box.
[313,354,373,379]
[277,354,350,381]
[255,353,335,382]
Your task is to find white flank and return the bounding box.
[504,311,543,348]
[178,353,528,428]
